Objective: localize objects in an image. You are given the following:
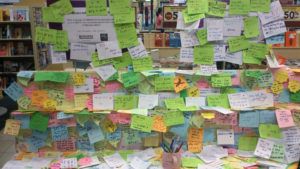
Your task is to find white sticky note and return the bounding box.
[93,93,114,110]
[74,77,94,93]
[214,45,226,62]
[258,1,284,25]
[70,43,95,61]
[262,20,286,39]
[130,157,151,169]
[176,12,201,30]
[96,41,122,60]
[247,90,274,108]
[61,158,78,169]
[50,46,67,64]
[224,51,243,65]
[185,97,206,109]
[284,143,300,163]
[198,65,219,76]
[223,17,243,37]
[217,129,234,145]
[254,139,275,159]
[103,153,127,168]
[228,92,250,110]
[94,64,117,81]
[282,127,300,145]
[138,94,159,109]
[180,31,200,47]
[180,47,194,63]
[207,19,224,41]
[128,38,148,59]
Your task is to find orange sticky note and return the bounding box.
[4,119,21,136]
[275,70,288,83]
[271,81,283,94]
[288,80,300,93]
[188,128,203,153]
[43,99,57,110]
[72,72,86,86]
[174,76,188,93]
[152,115,167,132]
[31,90,48,107]
[187,86,200,97]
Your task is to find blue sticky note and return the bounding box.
[259,110,276,124]
[239,111,259,128]
[27,137,45,152]
[265,34,284,44]
[170,113,191,139]
[77,137,95,152]
[277,89,290,103]
[57,112,74,120]
[32,130,48,140]
[106,128,122,141]
[17,71,34,78]
[51,125,69,141]
[86,122,105,144]
[77,124,87,137]
[15,115,30,129]
[4,82,24,101]
[203,128,216,143]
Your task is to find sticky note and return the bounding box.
[211,76,232,88]
[259,110,276,124]
[30,112,49,132]
[138,94,158,109]
[61,158,78,169]
[121,72,140,88]
[86,122,105,144]
[86,0,107,16]
[34,72,69,83]
[270,144,285,163]
[114,8,135,24]
[259,124,282,139]
[187,0,208,14]
[274,69,288,83]
[187,86,200,97]
[43,99,57,110]
[196,29,208,46]
[254,138,274,159]
[51,125,69,141]
[31,90,48,107]
[238,136,258,151]
[152,115,167,133]
[4,119,21,136]
[182,9,205,23]
[290,91,300,103]
[229,0,250,15]
[174,76,188,93]
[93,93,114,110]
[17,95,31,109]
[207,1,226,17]
[239,111,260,128]
[207,94,230,108]
[288,80,300,93]
[244,16,260,38]
[132,57,153,72]
[115,23,139,49]
[194,44,214,65]
[217,129,234,145]
[250,0,270,13]
[164,97,185,110]
[113,52,133,69]
[163,111,184,126]
[228,36,250,53]
[50,0,73,15]
[72,73,86,86]
[14,115,30,129]
[275,109,295,128]
[4,82,24,101]
[130,115,153,133]
[42,6,64,23]
[53,30,69,52]
[114,95,138,110]
[271,81,284,94]
[188,128,204,152]
[154,76,175,91]
[181,157,203,168]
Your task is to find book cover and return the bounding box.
[13,27,22,38]
[165,33,170,47]
[155,33,164,47]
[2,8,11,21]
[285,31,297,47]
[0,43,10,56]
[13,8,29,21]
[279,0,294,5]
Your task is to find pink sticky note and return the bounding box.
[275,109,295,128]
[78,157,92,166]
[104,81,123,93]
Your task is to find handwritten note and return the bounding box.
[115,23,139,49]
[174,76,188,93]
[132,57,153,72]
[187,0,208,14]
[152,115,167,132]
[114,95,138,110]
[229,0,250,15]
[227,36,250,53]
[72,73,86,86]
[17,96,31,109]
[121,72,140,88]
[250,0,270,13]
[259,124,282,139]
[180,31,200,47]
[196,29,208,46]
[86,0,107,16]
[217,129,234,145]
[53,30,69,52]
[254,138,274,159]
[4,119,21,136]
[207,1,226,17]
[30,112,49,132]
[211,76,232,88]
[270,144,285,163]
[155,76,175,91]
[61,158,77,169]
[244,16,260,38]
[163,111,184,126]
[238,136,258,151]
[207,19,224,41]
[128,38,148,59]
[130,115,153,133]
[51,125,68,141]
[94,64,117,81]
[96,41,122,60]
[223,17,243,37]
[103,153,127,168]
[239,111,260,128]
[194,44,214,65]
[262,20,286,39]
[258,1,284,25]
[4,82,24,101]
[138,94,158,109]
[130,157,151,169]
[207,94,230,108]
[93,93,114,111]
[34,72,69,83]
[288,80,300,93]
[164,97,185,110]
[180,48,194,63]
[275,109,295,128]
[188,128,204,152]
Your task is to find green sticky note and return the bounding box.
[42,7,64,23]
[179,106,198,111]
[91,52,113,67]
[35,27,56,44]
[154,76,174,91]
[182,9,205,23]
[115,23,139,49]
[50,0,73,15]
[163,111,184,126]
[164,97,185,110]
[270,144,285,163]
[228,36,250,53]
[114,8,135,24]
[76,114,89,126]
[182,157,203,168]
[207,94,230,108]
[187,0,208,14]
[194,44,214,65]
[130,115,153,133]
[196,29,208,46]
[109,0,131,15]
[113,52,132,69]
[211,76,232,88]
[132,57,153,72]
[259,124,282,139]
[291,91,300,103]
[30,112,49,132]
[246,43,268,59]
[121,72,140,88]
[250,0,270,13]
[34,72,70,83]
[238,136,258,151]
[207,1,226,17]
[243,51,262,65]
[114,95,138,110]
[244,17,260,38]
[53,30,69,51]
[119,150,134,160]
[229,0,250,15]
[86,0,107,16]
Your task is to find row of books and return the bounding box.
[0,75,16,90]
[0,24,31,39]
[0,60,34,72]
[0,8,29,22]
[272,31,299,48]
[0,42,33,56]
[280,0,300,5]
[142,32,181,48]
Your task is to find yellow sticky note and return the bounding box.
[187,86,200,97]
[72,73,86,86]
[74,94,89,110]
[152,115,167,133]
[275,70,288,83]
[188,128,204,153]
[201,112,215,119]
[101,118,117,133]
[288,80,300,93]
[174,76,188,93]
[4,119,21,136]
[31,90,48,107]
[271,81,283,94]
[43,99,57,110]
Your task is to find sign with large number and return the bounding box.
[163,6,185,29]
[283,6,300,21]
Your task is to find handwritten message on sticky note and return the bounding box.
[163,111,184,126]
[194,44,214,65]
[4,119,21,136]
[152,115,167,132]
[187,0,208,14]
[244,16,260,38]
[217,129,234,145]
[86,0,107,16]
[259,124,282,139]
[229,0,250,15]
[155,76,175,91]
[238,136,258,151]
[115,23,139,49]
[188,128,203,152]
[130,115,153,133]
[207,94,230,108]
[121,72,140,88]
[51,125,69,141]
[254,138,274,159]
[164,97,185,110]
[138,94,158,109]
[30,112,49,132]
[174,76,188,93]
[132,57,153,72]
[228,36,250,53]
[114,95,138,110]
[61,158,78,169]
[72,73,86,86]
[4,82,24,101]
[239,111,260,128]
[211,76,232,88]
[275,109,295,128]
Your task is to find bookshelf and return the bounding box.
[0,6,36,93]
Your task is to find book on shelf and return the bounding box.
[0,8,12,21]
[285,31,297,47]
[0,42,10,56]
[13,8,29,21]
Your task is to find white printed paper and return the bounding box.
[284,143,300,163]
[103,153,127,168]
[50,46,67,64]
[258,1,284,25]
[217,129,234,145]
[207,19,224,41]
[61,158,78,169]
[93,93,114,110]
[70,43,95,61]
[138,94,159,109]
[262,20,286,39]
[185,97,206,109]
[180,31,200,47]
[224,51,243,65]
[223,17,243,37]
[96,41,122,60]
[254,138,275,159]
[176,12,201,30]
[130,157,151,169]
[228,92,251,110]
[94,64,117,81]
[74,77,94,93]
[198,65,219,76]
[180,48,194,63]
[128,38,148,59]
[214,45,226,61]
